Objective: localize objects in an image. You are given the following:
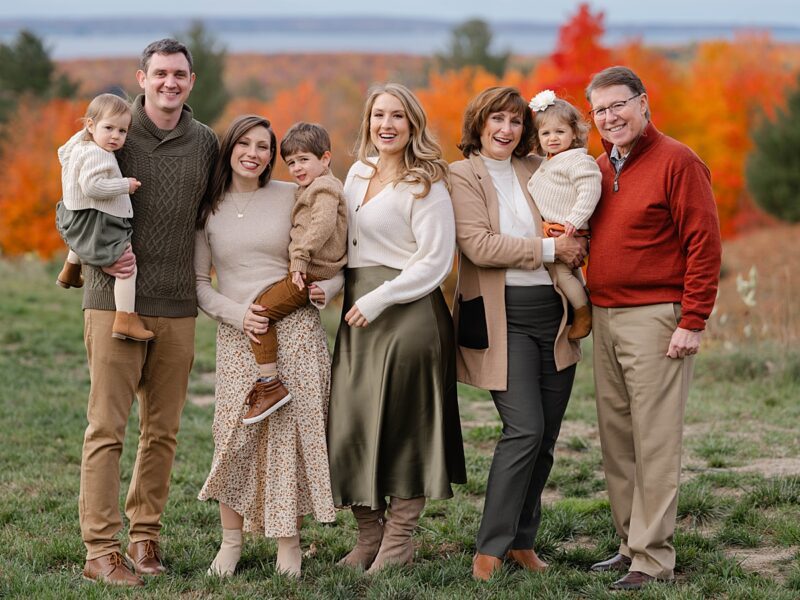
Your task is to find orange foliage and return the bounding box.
[0,98,86,257]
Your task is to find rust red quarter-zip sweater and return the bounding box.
[587,122,721,331]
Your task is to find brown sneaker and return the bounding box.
[83,552,144,586]
[126,539,166,576]
[242,378,292,425]
[56,260,84,289]
[112,311,155,342]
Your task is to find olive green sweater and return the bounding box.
[82,95,219,317]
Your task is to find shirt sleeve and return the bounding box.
[565,153,602,229]
[79,147,132,200]
[194,229,250,330]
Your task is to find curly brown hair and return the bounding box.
[458,87,535,159]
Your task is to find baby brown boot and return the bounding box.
[568,304,592,340]
[112,311,155,342]
[56,260,84,288]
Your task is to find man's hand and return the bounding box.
[553,235,588,268]
[291,271,306,291]
[345,304,369,328]
[101,245,136,279]
[667,327,702,359]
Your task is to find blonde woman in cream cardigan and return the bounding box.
[327,83,466,574]
[194,115,337,579]
[450,87,587,581]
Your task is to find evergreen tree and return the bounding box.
[436,19,510,78]
[746,75,800,223]
[181,21,229,126]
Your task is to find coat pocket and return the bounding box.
[457,294,489,350]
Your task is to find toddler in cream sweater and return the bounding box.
[243,122,347,425]
[527,90,601,340]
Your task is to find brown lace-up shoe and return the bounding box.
[590,553,632,572]
[242,378,292,425]
[507,548,548,572]
[126,539,166,576]
[610,570,655,590]
[83,552,143,586]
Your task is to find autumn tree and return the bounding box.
[180,21,229,125]
[746,74,800,222]
[436,19,510,78]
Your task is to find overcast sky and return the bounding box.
[1,0,798,25]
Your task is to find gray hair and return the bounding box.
[585,66,650,120]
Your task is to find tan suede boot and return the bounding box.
[207,528,242,577]
[338,505,385,569]
[366,497,425,574]
[568,304,592,340]
[112,311,155,342]
[56,260,83,288]
[276,535,301,578]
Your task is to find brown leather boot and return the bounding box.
[568,304,592,340]
[507,548,548,572]
[56,260,83,288]
[472,553,502,581]
[366,497,425,573]
[126,539,166,575]
[83,552,143,586]
[338,505,385,569]
[242,378,292,425]
[112,311,155,342]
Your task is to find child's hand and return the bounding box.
[564,221,577,237]
[129,178,141,194]
[291,271,306,290]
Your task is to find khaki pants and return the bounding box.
[79,309,195,560]
[592,303,694,579]
[250,273,312,364]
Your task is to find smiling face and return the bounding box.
[136,52,195,118]
[537,114,575,157]
[369,93,411,160]
[479,110,524,161]
[590,84,648,156]
[230,125,272,190]
[87,112,131,152]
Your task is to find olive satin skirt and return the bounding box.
[327,266,467,509]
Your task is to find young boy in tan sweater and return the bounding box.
[243,122,348,424]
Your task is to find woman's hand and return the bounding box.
[345,304,369,328]
[308,283,326,304]
[554,235,588,268]
[243,304,269,343]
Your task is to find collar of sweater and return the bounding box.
[132,94,195,141]
[601,121,662,166]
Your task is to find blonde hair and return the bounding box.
[530,98,590,157]
[81,93,132,142]
[355,82,449,198]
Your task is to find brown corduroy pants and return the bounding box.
[249,274,313,364]
[592,303,694,580]
[79,309,195,560]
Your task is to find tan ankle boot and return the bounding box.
[338,505,385,569]
[276,535,301,578]
[207,528,242,577]
[56,260,83,289]
[568,304,592,340]
[112,311,155,342]
[366,497,425,573]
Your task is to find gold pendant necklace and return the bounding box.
[231,189,257,218]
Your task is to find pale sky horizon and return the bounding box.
[1,0,798,26]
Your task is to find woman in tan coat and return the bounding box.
[450,87,587,581]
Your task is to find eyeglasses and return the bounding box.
[589,94,642,119]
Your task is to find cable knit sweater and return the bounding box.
[288,170,348,279]
[82,95,219,317]
[58,130,133,218]
[526,148,601,229]
[345,160,456,322]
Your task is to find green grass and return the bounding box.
[1,258,800,598]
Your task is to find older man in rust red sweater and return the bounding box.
[584,66,721,591]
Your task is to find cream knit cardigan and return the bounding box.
[526,147,601,229]
[57,130,133,218]
[345,160,456,323]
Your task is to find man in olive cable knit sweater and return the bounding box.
[79,39,218,586]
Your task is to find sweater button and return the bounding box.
[352,239,357,246]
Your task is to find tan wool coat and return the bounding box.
[450,153,582,391]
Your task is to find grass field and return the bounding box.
[1,258,799,599]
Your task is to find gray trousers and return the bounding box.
[476,285,576,557]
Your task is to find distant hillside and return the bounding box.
[3,16,800,59]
